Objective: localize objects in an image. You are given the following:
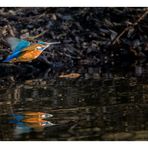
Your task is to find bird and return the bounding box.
[3,37,60,63]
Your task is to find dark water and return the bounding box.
[0,65,148,141]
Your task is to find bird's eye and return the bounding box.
[36,46,42,50]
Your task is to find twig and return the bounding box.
[7,24,16,37]
[26,30,48,41]
[111,8,148,45]
[0,12,46,22]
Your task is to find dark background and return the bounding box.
[0,8,148,79]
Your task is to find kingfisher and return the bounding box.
[3,37,60,63]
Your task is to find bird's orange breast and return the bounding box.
[12,44,44,62]
[20,49,42,61]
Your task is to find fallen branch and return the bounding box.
[111,8,148,45]
[26,30,48,41]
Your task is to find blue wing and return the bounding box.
[3,51,22,62]
[12,40,30,53]
[7,37,30,53]
[3,37,31,62]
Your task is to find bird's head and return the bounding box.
[37,41,60,51]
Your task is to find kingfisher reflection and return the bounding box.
[8,112,54,136]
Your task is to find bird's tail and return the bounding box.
[3,51,21,62]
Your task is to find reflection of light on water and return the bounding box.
[135,65,143,77]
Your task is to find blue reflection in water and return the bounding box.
[8,113,54,136]
[9,114,31,136]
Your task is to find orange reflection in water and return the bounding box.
[23,112,53,119]
[8,112,54,132]
[24,117,54,131]
[22,112,54,130]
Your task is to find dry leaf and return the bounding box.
[59,73,80,78]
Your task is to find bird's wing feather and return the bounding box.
[7,37,30,52]
[3,51,22,62]
[12,40,31,53]
[6,37,21,50]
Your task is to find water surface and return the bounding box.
[0,65,148,141]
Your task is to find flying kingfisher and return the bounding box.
[3,37,60,63]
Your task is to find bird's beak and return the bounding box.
[46,42,61,46]
[43,42,60,50]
